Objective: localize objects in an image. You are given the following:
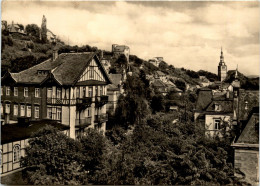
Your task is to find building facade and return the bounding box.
[1,52,111,139]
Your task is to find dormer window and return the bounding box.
[215,104,222,111]
[37,70,50,75]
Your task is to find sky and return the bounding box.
[1,1,260,75]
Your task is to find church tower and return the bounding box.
[218,47,227,81]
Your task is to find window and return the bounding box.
[214,119,221,130]
[35,88,40,98]
[24,87,28,97]
[1,103,3,115]
[215,104,222,111]
[13,145,21,163]
[47,88,52,98]
[57,88,61,99]
[14,87,18,96]
[20,105,25,116]
[5,103,10,114]
[89,87,93,97]
[90,66,94,79]
[57,108,61,120]
[76,87,80,98]
[35,106,39,118]
[95,86,98,96]
[83,87,86,97]
[0,150,2,166]
[13,104,18,116]
[27,106,31,117]
[100,86,103,96]
[6,86,10,96]
[47,107,52,119]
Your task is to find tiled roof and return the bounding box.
[195,89,212,110]
[152,79,166,87]
[235,107,259,144]
[109,74,122,86]
[205,100,233,113]
[5,52,111,85]
[155,71,165,76]
[1,120,69,144]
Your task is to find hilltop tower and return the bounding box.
[218,47,227,81]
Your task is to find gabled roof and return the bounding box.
[195,88,212,110]
[155,71,165,76]
[3,52,111,86]
[235,107,259,144]
[152,79,166,88]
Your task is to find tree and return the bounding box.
[151,95,165,113]
[25,24,40,38]
[115,54,128,71]
[80,129,106,175]
[21,125,87,185]
[175,79,186,92]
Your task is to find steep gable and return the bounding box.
[236,108,259,144]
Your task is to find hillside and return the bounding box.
[225,70,259,90]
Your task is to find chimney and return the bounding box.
[226,91,230,99]
[101,50,104,59]
[52,49,58,61]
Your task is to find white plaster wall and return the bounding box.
[62,106,70,125]
[205,114,231,136]
[69,106,76,139]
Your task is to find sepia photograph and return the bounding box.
[1,0,259,185]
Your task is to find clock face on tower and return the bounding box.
[222,66,226,70]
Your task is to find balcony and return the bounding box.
[95,95,109,107]
[47,98,70,105]
[76,97,92,111]
[94,114,108,123]
[75,117,91,128]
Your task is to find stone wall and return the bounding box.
[234,149,259,185]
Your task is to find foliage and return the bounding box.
[197,70,218,82]
[97,114,246,185]
[25,24,40,39]
[151,94,165,113]
[175,79,186,92]
[80,129,106,172]
[21,125,87,185]
[129,55,144,66]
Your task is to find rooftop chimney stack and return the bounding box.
[53,49,58,61]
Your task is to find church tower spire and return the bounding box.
[218,47,227,81]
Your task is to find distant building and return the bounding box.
[218,48,227,82]
[154,71,167,82]
[112,44,130,62]
[7,21,26,35]
[152,79,168,96]
[47,29,56,43]
[232,107,259,185]
[199,76,211,87]
[148,57,163,67]
[107,74,123,113]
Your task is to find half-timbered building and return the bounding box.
[1,51,111,139]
